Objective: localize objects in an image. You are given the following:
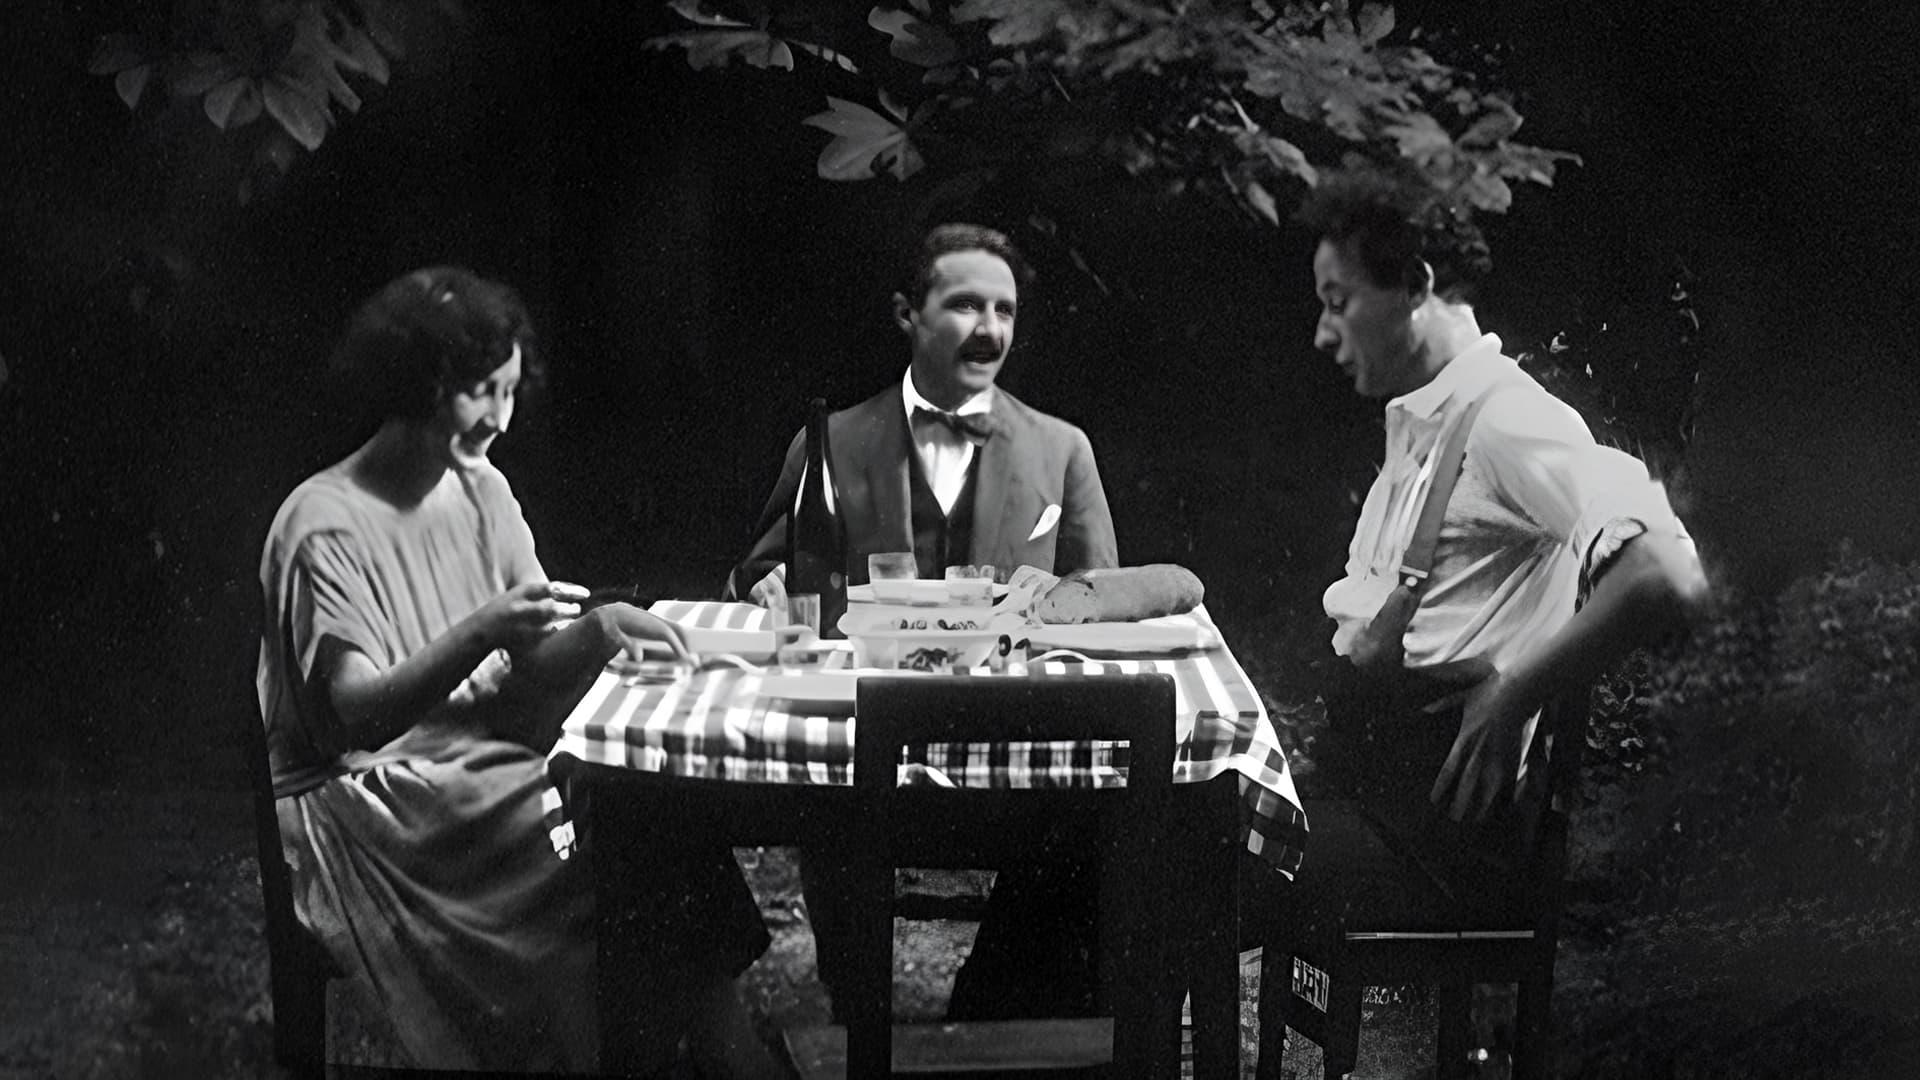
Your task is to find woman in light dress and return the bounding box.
[255,266,785,1076]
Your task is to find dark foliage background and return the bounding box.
[5,0,1915,772]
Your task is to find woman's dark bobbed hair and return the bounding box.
[329,266,542,421]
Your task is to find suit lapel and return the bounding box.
[853,386,914,554]
[970,392,1028,569]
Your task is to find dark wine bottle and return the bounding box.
[786,398,848,638]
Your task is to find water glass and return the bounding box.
[943,564,995,605]
[777,593,822,667]
[867,551,918,602]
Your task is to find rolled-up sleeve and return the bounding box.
[1472,391,1687,588]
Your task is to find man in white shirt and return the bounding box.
[1300,170,1709,827]
[725,223,1117,602]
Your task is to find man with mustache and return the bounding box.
[728,222,1121,1024]
[727,222,1117,601]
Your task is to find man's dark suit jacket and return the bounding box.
[726,383,1119,598]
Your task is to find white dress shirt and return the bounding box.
[1324,334,1689,678]
[902,369,995,516]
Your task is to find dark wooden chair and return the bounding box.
[803,672,1188,1079]
[1254,688,1590,1080]
[240,703,343,1078]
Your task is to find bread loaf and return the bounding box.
[1033,564,1204,624]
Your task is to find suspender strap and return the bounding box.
[1396,384,1511,590]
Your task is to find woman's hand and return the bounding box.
[594,603,695,664]
[474,580,590,651]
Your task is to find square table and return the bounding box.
[544,600,1307,1077]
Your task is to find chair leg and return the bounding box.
[1514,969,1554,1079]
[1255,948,1289,1080]
[272,964,328,1077]
[1436,977,1473,1080]
[1322,972,1363,1080]
[841,849,893,1080]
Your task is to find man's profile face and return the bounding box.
[899,249,1017,410]
[1312,237,1420,399]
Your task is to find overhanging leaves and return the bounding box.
[802,94,924,180]
[951,0,1074,48]
[204,77,265,130]
[262,75,329,151]
[869,6,958,68]
[86,0,427,198]
[648,29,796,70]
[665,0,1579,222]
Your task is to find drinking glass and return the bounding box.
[777,593,822,667]
[943,564,995,606]
[867,551,918,602]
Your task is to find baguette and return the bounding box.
[1033,564,1204,624]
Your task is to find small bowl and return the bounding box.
[837,608,1004,672]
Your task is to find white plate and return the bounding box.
[1022,615,1219,655]
[848,581,1009,606]
[680,626,777,662]
[756,669,930,711]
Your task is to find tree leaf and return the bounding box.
[115,64,152,110]
[952,0,1067,47]
[331,24,391,85]
[650,30,796,71]
[169,52,235,97]
[1355,3,1395,46]
[1384,114,1452,164]
[869,6,959,68]
[87,34,144,76]
[1236,130,1318,184]
[802,95,922,181]
[263,75,330,151]
[1242,178,1280,225]
[204,77,263,130]
[1459,101,1521,147]
[1458,171,1512,213]
[357,0,408,59]
[289,7,364,112]
[793,39,860,74]
[667,0,749,28]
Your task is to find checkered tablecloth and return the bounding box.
[545,601,1305,876]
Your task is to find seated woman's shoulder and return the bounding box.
[271,467,365,536]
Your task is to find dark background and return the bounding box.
[2,1,1916,783]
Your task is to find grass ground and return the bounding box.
[6,611,1920,1078]
[10,782,1920,1079]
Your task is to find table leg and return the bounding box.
[1181,777,1247,1080]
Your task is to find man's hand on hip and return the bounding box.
[1431,670,1532,823]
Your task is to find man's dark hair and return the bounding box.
[328,265,542,421]
[1294,170,1492,303]
[901,223,1033,305]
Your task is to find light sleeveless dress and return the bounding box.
[255,461,597,1071]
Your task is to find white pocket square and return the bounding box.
[1027,503,1062,542]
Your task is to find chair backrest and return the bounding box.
[1519,681,1592,902]
[852,673,1176,790]
[240,703,301,958]
[846,673,1185,1075]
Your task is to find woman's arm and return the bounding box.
[320,580,585,748]
[509,600,693,685]
[487,602,695,750]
